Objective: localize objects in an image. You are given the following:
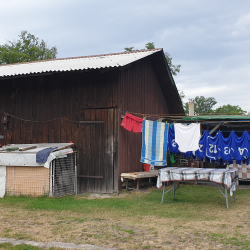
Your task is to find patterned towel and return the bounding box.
[140,120,169,166]
[157,167,238,196]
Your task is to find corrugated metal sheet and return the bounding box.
[0,49,161,77]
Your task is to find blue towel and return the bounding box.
[168,124,179,154]
[36,147,58,163]
[141,120,169,166]
[194,130,210,160]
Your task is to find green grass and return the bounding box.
[0,185,248,220]
[0,243,63,250]
[210,234,250,250]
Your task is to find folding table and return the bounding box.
[157,167,238,208]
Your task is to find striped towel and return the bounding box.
[140,120,169,166]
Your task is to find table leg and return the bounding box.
[225,185,229,209]
[161,182,165,203]
[126,180,128,190]
[218,184,230,209]
[137,179,140,190]
[173,181,176,198]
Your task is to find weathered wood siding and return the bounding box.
[0,56,175,193]
[117,59,169,186]
[0,69,118,193]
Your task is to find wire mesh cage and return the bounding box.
[5,153,77,197]
[50,152,76,197]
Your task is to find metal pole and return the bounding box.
[74,153,77,195]
[173,181,176,198]
[49,162,53,197]
[161,182,165,203]
[225,186,229,209]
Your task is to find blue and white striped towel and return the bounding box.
[140,120,169,166]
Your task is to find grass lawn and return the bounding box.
[0,243,59,250]
[0,184,249,249]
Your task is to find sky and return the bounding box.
[1,0,250,113]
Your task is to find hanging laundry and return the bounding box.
[169,152,175,164]
[141,120,169,166]
[168,124,194,158]
[174,123,201,153]
[206,132,220,161]
[231,131,249,163]
[167,124,179,154]
[120,113,143,132]
[194,130,210,160]
[217,131,234,162]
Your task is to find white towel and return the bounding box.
[174,123,201,153]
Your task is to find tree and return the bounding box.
[164,52,181,76]
[124,47,134,52]
[184,96,217,115]
[214,104,247,115]
[0,30,57,65]
[124,42,181,76]
[145,42,155,50]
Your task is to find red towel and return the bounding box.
[121,113,143,132]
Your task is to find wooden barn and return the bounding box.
[0,49,184,194]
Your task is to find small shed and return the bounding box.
[0,49,184,194]
[0,143,76,197]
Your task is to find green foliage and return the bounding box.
[214,104,247,115]
[145,42,155,50]
[184,96,217,115]
[164,52,181,76]
[0,30,57,65]
[124,42,181,76]
[124,46,134,52]
[184,96,247,116]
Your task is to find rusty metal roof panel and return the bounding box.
[0,49,161,77]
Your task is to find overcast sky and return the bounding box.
[1,0,250,112]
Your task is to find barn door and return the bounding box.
[77,108,117,193]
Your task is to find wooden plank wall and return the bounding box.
[0,69,118,193]
[117,59,170,186]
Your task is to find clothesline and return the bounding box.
[119,110,250,125]
[121,112,250,167]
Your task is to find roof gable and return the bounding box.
[0,49,161,77]
[0,49,184,114]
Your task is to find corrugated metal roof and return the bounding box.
[0,49,161,77]
[0,143,73,153]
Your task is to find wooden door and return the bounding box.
[77,108,118,193]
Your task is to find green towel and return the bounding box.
[170,152,175,164]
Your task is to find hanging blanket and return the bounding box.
[140,120,169,166]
